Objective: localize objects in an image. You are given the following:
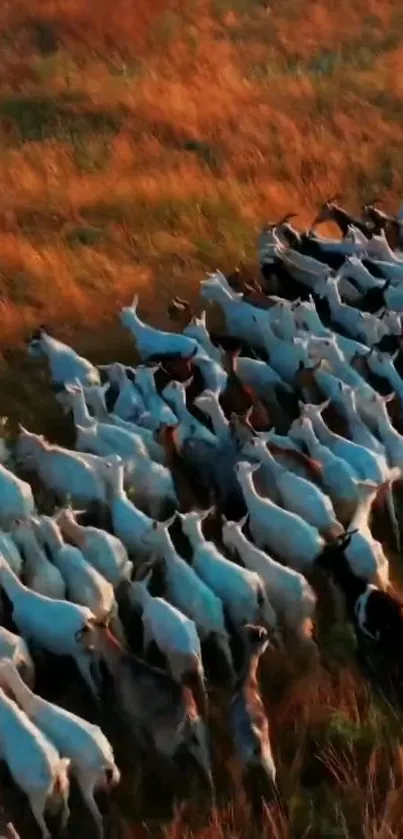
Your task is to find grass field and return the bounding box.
[1,1,403,836]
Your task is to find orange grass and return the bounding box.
[1,1,403,836]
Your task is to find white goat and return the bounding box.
[343,480,392,588]
[222,515,316,641]
[141,518,233,670]
[16,427,107,507]
[235,460,325,571]
[0,461,35,528]
[0,531,23,576]
[179,510,278,633]
[291,296,368,361]
[199,275,272,349]
[27,327,100,390]
[134,365,178,429]
[0,557,101,699]
[34,517,117,624]
[366,349,403,409]
[55,506,132,587]
[183,311,221,363]
[120,294,201,360]
[0,626,35,687]
[162,380,217,447]
[319,274,385,345]
[75,419,150,463]
[242,437,343,539]
[129,569,206,707]
[100,458,154,556]
[62,382,151,461]
[11,519,66,600]
[193,390,230,441]
[0,661,120,839]
[289,416,359,525]
[0,686,71,839]
[98,363,146,421]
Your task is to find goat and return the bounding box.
[222,516,316,644]
[0,660,120,839]
[0,557,103,700]
[16,427,107,507]
[128,568,207,717]
[120,294,201,360]
[179,509,279,636]
[229,625,278,815]
[78,622,214,795]
[0,687,71,839]
[55,505,132,587]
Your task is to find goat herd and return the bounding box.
[1,198,403,836]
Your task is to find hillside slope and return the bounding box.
[1,4,403,838]
[0,1,403,350]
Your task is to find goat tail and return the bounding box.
[54,758,71,795]
[182,667,208,719]
[46,758,71,816]
[105,761,121,788]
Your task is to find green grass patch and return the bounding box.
[0,266,49,307]
[66,226,105,247]
[31,50,78,82]
[32,20,59,55]
[0,95,122,145]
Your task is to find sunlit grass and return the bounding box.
[1,1,403,835]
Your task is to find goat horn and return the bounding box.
[277,212,298,225]
[173,295,191,308]
[186,345,198,361]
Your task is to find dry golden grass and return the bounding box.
[1,1,403,836]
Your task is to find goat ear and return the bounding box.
[339,528,359,549]
[71,509,86,519]
[317,398,331,412]
[186,346,198,361]
[200,506,215,521]
[173,295,191,309]
[64,383,77,396]
[141,568,154,590]
[238,512,249,529]
[199,310,207,326]
[244,405,254,426]
[162,512,177,529]
[183,375,194,389]
[383,392,395,404]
